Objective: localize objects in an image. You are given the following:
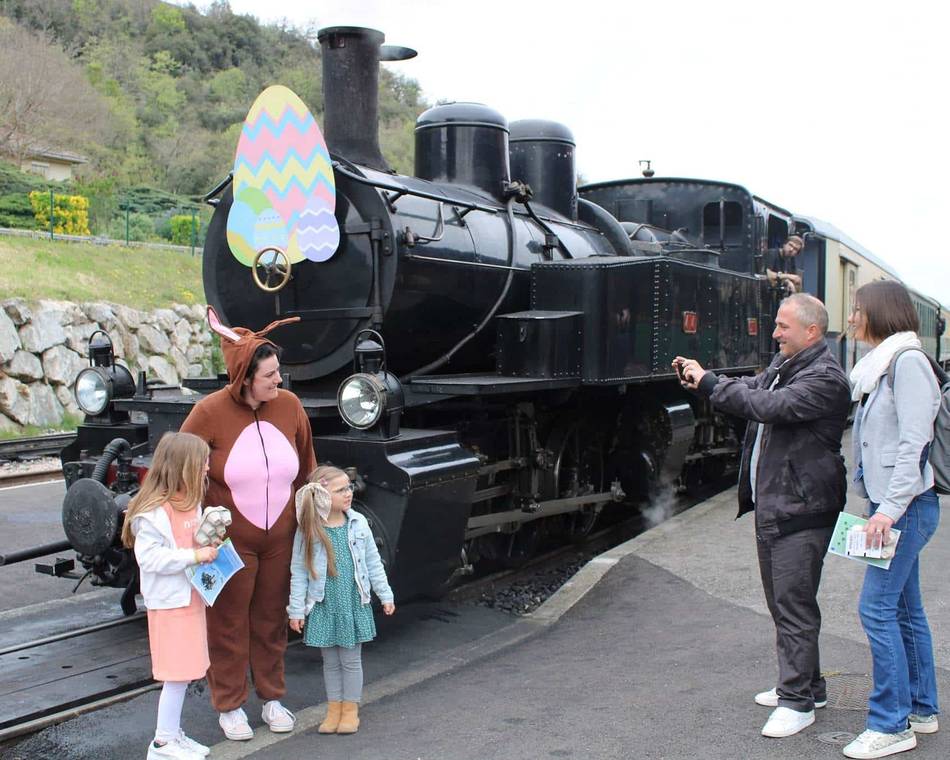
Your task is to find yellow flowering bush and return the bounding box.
[29,191,91,236]
[170,214,199,245]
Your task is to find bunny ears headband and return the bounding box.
[295,481,332,523]
[206,305,300,388]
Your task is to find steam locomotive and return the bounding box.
[32,26,944,613]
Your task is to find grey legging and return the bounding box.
[321,645,363,702]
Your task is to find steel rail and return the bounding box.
[0,613,146,657]
[0,683,160,744]
[0,433,74,461]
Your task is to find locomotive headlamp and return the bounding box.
[338,374,386,429]
[75,368,110,416]
[75,331,135,420]
[337,331,404,438]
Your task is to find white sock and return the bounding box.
[155,681,189,742]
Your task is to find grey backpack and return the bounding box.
[887,347,950,495]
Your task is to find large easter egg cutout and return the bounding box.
[227,85,339,267]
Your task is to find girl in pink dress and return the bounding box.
[121,432,219,760]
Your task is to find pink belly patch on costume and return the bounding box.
[223,421,300,530]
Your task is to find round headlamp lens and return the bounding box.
[338,375,384,429]
[75,368,110,415]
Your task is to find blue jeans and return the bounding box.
[858,489,940,733]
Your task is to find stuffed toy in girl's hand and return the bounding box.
[194,506,232,547]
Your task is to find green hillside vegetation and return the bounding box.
[0,0,426,232]
[0,235,204,309]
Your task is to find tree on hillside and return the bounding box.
[0,1,428,196]
[0,21,113,164]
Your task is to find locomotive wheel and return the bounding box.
[251,247,292,292]
[476,526,541,569]
[504,525,540,566]
[543,417,606,541]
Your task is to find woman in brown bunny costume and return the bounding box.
[181,306,316,741]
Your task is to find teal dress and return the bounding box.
[303,526,377,648]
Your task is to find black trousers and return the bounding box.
[756,525,835,712]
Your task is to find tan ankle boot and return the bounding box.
[336,701,360,734]
[318,701,342,734]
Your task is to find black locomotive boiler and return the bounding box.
[34,25,883,611]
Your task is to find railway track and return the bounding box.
[0,434,74,463]
[0,614,153,743]
[0,434,71,488]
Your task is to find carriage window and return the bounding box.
[767,216,789,249]
[702,201,742,247]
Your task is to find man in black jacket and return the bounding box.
[673,293,851,739]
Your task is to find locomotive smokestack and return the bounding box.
[317,26,416,173]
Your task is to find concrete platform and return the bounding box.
[3,432,947,759]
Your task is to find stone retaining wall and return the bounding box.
[0,299,212,433]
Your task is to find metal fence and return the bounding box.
[0,225,201,255]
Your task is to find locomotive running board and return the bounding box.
[407,373,580,395]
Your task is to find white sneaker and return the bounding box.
[218,707,254,741]
[755,687,828,709]
[761,706,815,738]
[908,713,938,734]
[176,730,210,756]
[842,729,916,758]
[261,700,296,733]
[146,738,203,760]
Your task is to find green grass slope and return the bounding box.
[0,236,204,309]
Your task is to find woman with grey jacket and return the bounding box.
[843,280,941,760]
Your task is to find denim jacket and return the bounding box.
[287,508,394,618]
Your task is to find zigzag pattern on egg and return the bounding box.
[294,203,340,263]
[226,85,340,267]
[233,153,334,194]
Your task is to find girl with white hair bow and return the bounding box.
[287,464,395,736]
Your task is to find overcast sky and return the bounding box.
[222,0,949,306]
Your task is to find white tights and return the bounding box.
[155,680,189,742]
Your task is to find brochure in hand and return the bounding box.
[827,511,901,570]
[187,539,245,606]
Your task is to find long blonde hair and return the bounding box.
[299,464,346,579]
[121,432,210,548]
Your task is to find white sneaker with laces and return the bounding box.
[176,730,210,756]
[761,706,815,738]
[146,737,203,760]
[908,713,938,734]
[261,700,296,733]
[842,728,916,758]
[755,687,828,709]
[218,707,254,741]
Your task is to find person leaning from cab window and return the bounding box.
[841,280,941,760]
[765,235,804,295]
[673,293,851,740]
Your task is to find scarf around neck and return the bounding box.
[848,331,920,401]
